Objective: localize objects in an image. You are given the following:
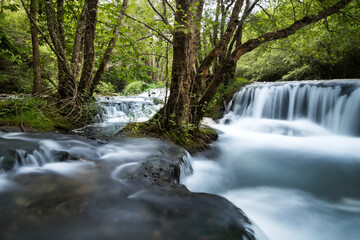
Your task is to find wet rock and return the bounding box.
[121,146,257,240]
[52,150,80,162]
[0,156,15,171]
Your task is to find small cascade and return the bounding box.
[97,89,166,124]
[225,80,360,136]
[74,89,166,137]
[12,142,68,169]
[179,151,194,183]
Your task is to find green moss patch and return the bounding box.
[206,77,251,119]
[0,97,80,132]
[119,122,218,154]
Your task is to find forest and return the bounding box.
[0,0,358,137]
[1,1,360,240]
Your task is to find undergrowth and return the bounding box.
[0,97,96,131]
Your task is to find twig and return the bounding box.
[124,13,173,44]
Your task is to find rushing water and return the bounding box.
[0,89,257,240]
[184,80,360,240]
[75,89,166,138]
[0,132,200,240]
[1,81,360,239]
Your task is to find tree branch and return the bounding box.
[197,0,354,123]
[20,0,73,78]
[124,13,173,44]
[196,0,245,75]
[164,0,175,14]
[147,0,169,25]
[89,0,128,96]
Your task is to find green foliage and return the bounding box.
[122,81,149,95]
[206,77,250,119]
[0,2,35,94]
[0,97,75,131]
[122,80,165,96]
[122,81,164,96]
[237,0,360,82]
[95,81,116,95]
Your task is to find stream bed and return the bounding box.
[0,90,256,240]
[1,81,360,240]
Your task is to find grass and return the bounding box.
[0,97,80,132]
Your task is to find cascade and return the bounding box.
[224,80,360,136]
[74,89,166,137]
[185,79,360,240]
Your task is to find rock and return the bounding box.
[120,144,257,240]
[0,156,15,171]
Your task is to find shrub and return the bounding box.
[122,81,149,95]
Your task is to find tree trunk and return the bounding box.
[30,0,42,95]
[44,0,75,99]
[71,2,87,80]
[156,0,353,133]
[78,0,99,95]
[162,0,203,129]
[192,0,353,126]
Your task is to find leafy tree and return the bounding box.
[141,0,354,136]
[21,0,129,109]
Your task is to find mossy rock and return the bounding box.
[118,122,218,154]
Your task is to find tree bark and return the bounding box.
[30,0,42,95]
[44,0,75,99]
[156,0,353,132]
[78,0,99,95]
[71,2,87,80]
[163,0,204,128]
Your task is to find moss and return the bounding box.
[119,122,218,154]
[206,77,251,119]
[0,97,82,132]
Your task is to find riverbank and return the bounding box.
[0,97,98,133]
[118,122,218,154]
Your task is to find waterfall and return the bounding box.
[73,89,167,137]
[225,80,360,136]
[185,80,360,240]
[97,89,166,124]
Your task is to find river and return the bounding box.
[1,80,360,240]
[184,79,360,240]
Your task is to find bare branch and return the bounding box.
[257,3,278,29]
[137,35,154,41]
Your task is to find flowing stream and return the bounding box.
[184,80,360,240]
[1,81,360,239]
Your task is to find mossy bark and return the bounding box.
[118,122,218,154]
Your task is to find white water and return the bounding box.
[226,80,360,136]
[75,89,166,137]
[185,80,360,240]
